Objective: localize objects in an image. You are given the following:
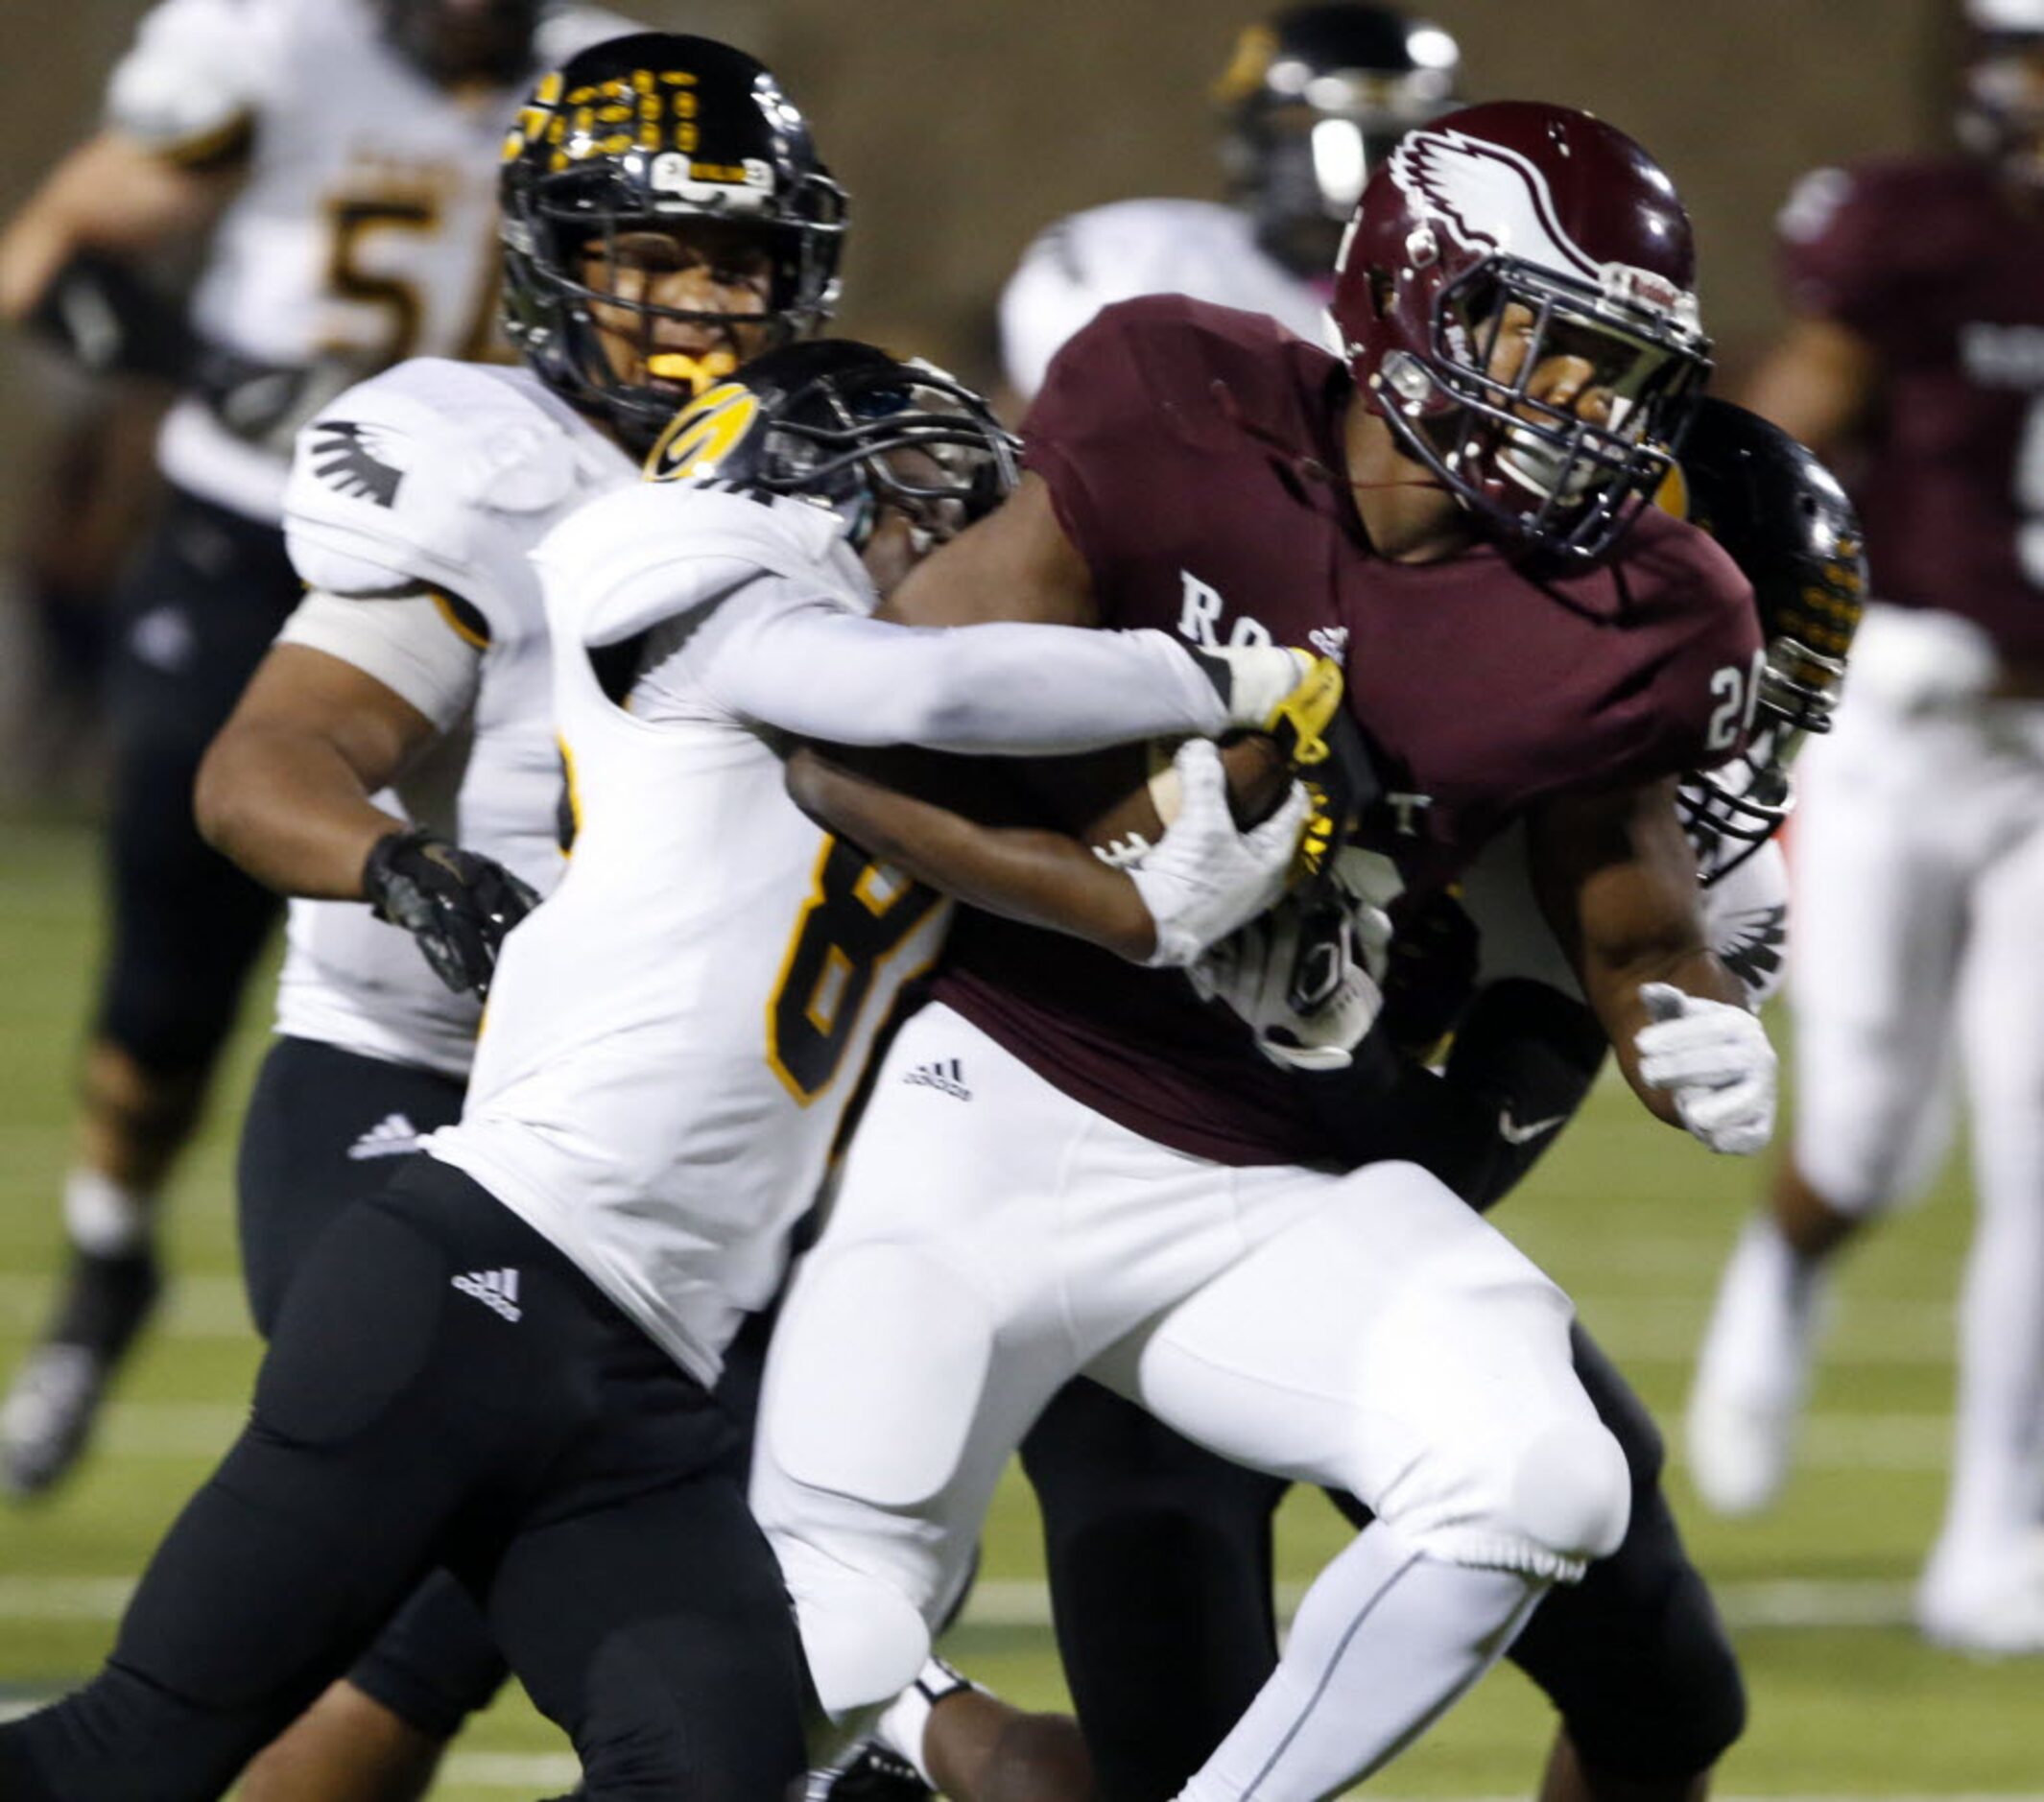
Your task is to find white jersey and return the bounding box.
[999,198,1332,402]
[1455,824,1792,1010]
[428,487,953,1385]
[106,0,630,520]
[279,357,636,1077]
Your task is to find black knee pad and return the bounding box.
[1509,1482,1746,1780]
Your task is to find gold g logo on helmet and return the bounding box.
[644,382,762,482]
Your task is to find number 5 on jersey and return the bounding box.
[770,839,942,1103]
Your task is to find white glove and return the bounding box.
[1189,892,1390,1070]
[1129,738,1310,968]
[1188,645,1317,731]
[1634,981,1777,1154]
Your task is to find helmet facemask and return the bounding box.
[1677,632,1848,884]
[505,171,846,453]
[1377,253,1710,562]
[498,36,850,455]
[649,351,1019,554]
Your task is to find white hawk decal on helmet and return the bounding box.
[1390,127,1602,278]
[1390,126,1701,337]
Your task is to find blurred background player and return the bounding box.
[998,1,1462,406]
[1685,0,2044,1655]
[0,0,632,1501]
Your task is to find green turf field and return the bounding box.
[1,812,2036,1800]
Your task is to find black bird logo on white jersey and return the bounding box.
[311,420,409,509]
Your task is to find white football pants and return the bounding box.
[751,1003,1629,1793]
[1788,610,2044,1558]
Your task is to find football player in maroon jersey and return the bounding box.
[1686,0,2044,1655]
[750,102,1772,1799]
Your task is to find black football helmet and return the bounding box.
[1961,0,2044,188]
[1216,3,1462,277]
[381,0,544,88]
[499,34,848,452]
[643,340,1020,550]
[1670,398,1866,880]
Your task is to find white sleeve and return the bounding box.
[275,589,483,733]
[104,0,265,154]
[1702,836,1791,1008]
[693,590,1231,753]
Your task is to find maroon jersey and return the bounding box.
[1780,154,2044,660]
[934,296,1758,1165]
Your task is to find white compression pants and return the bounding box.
[751,1004,1629,1788]
[1787,615,2044,1553]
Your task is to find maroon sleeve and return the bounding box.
[1020,301,1175,586]
[1774,162,1907,337]
[1613,518,1767,781]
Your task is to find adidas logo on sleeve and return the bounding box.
[451,1268,523,1322]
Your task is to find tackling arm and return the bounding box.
[787,738,1307,969]
[787,746,1159,962]
[1529,776,1775,1151]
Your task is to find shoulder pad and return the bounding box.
[284,360,623,595]
[539,483,863,649]
[105,0,268,153]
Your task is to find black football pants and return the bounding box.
[95,487,299,1077]
[0,1158,806,1802]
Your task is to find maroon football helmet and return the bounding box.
[1329,100,1712,560]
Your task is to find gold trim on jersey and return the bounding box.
[429,589,491,651]
[153,108,257,171]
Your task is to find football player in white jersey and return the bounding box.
[190,32,827,1802]
[0,309,1324,1795]
[0,0,632,1502]
[998,3,1461,404]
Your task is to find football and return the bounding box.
[1015,731,1292,868]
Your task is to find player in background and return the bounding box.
[0,328,1322,1801]
[188,32,844,1802]
[749,102,1774,1802]
[0,0,633,1501]
[1685,0,2044,1654]
[998,2,1461,405]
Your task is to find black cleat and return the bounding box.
[805,1743,933,1801]
[1,1246,161,1498]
